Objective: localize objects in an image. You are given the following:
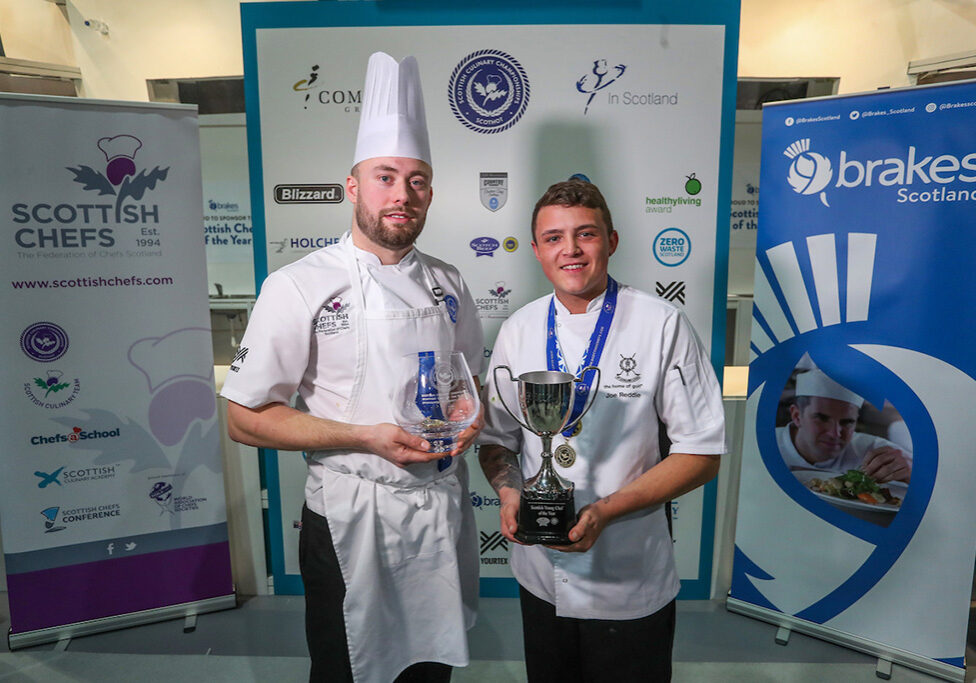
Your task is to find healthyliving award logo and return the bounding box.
[785,138,834,207]
[449,50,529,134]
[576,59,627,115]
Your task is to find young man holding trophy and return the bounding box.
[479,179,725,682]
[223,53,484,683]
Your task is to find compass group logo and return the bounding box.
[449,49,530,134]
[292,64,361,113]
[784,138,834,207]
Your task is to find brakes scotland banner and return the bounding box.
[242,1,739,598]
[0,95,235,647]
[729,81,976,681]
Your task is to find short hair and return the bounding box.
[531,179,615,241]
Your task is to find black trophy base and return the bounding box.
[514,493,577,546]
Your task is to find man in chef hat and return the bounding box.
[223,52,484,683]
[778,368,911,483]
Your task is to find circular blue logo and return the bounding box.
[652,228,691,267]
[20,322,69,362]
[449,49,529,134]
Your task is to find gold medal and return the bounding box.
[554,443,576,468]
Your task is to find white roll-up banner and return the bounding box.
[0,95,235,647]
[729,81,976,682]
[242,1,740,597]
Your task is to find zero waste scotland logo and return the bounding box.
[652,228,691,267]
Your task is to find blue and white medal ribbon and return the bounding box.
[546,276,618,439]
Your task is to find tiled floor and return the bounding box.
[1,595,972,682]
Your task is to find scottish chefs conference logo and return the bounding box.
[12,135,168,252]
[784,136,976,208]
[449,50,529,134]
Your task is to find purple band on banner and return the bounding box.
[6,541,233,633]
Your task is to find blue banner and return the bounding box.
[731,81,976,676]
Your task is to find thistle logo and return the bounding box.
[66,135,169,223]
[576,59,627,115]
[784,138,833,207]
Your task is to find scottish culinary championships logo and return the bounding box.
[449,50,529,134]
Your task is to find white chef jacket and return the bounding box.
[479,284,726,620]
[221,232,485,516]
[776,425,911,475]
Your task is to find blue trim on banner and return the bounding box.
[242,0,742,600]
[480,577,520,598]
[935,657,965,669]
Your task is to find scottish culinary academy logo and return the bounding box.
[449,50,529,134]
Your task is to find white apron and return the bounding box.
[318,238,478,683]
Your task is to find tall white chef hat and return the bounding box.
[795,368,864,408]
[352,52,431,167]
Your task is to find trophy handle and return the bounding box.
[492,365,533,433]
[563,365,601,433]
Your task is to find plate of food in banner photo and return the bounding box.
[793,469,907,514]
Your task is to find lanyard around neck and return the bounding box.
[546,276,618,437]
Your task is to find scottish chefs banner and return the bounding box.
[242,2,739,596]
[0,95,235,647]
[729,81,976,681]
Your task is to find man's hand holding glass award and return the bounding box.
[492,366,600,545]
[394,350,480,471]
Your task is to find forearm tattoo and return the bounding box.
[478,445,523,494]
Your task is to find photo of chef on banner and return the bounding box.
[776,355,912,526]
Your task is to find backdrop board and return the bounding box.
[0,94,235,648]
[242,1,740,597]
[728,80,976,682]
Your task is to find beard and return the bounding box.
[354,202,426,251]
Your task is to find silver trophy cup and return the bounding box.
[493,366,600,545]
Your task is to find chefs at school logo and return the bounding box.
[449,49,530,134]
[576,59,627,115]
[24,369,81,409]
[29,424,121,446]
[292,64,361,112]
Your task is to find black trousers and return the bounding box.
[518,586,676,683]
[299,504,452,683]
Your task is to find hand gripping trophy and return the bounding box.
[492,366,600,544]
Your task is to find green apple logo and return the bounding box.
[685,173,702,196]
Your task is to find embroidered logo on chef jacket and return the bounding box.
[313,298,352,336]
[616,353,641,383]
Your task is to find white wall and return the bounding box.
[0,0,75,65]
[5,0,970,102]
[739,0,976,93]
